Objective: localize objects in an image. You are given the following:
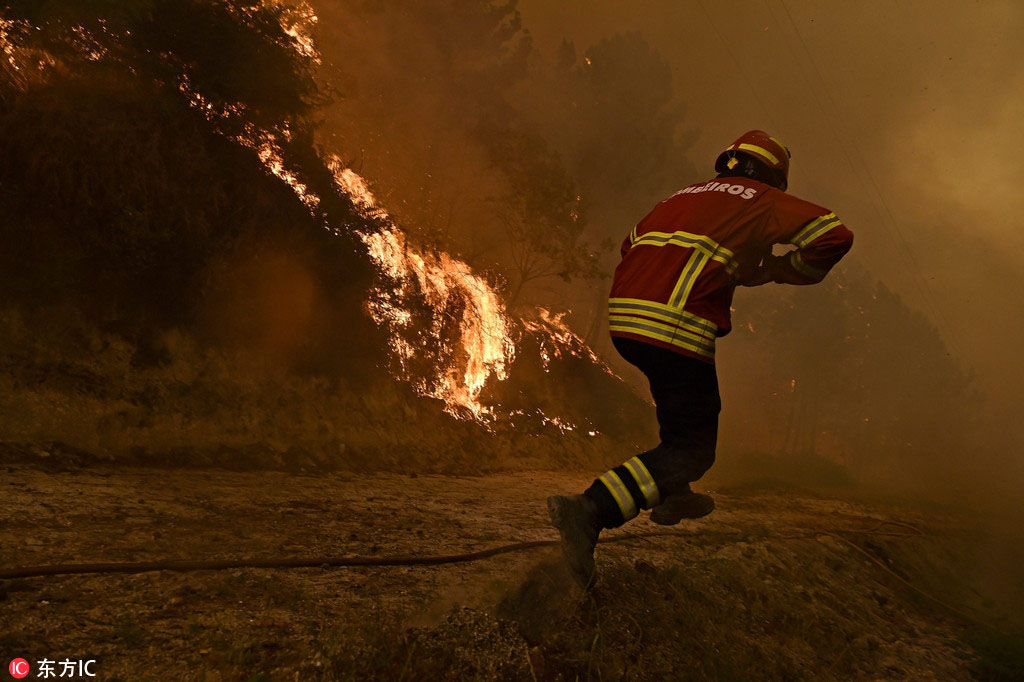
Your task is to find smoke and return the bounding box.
[305,0,1024,511]
[519,0,1024,412]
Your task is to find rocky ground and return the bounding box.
[0,465,1019,681]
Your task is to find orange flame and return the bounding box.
[271,0,321,64]
[6,5,611,427]
[334,165,609,427]
[522,307,615,376]
[332,162,516,419]
[171,8,606,426]
[1,19,19,66]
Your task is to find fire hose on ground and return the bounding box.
[0,520,1007,636]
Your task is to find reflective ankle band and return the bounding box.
[598,457,661,521]
[599,470,637,521]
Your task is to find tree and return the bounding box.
[488,130,599,305]
[518,32,700,240]
[0,0,381,374]
[2,0,320,132]
[310,0,540,276]
[731,263,977,489]
[510,32,701,338]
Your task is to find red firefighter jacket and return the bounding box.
[609,176,854,363]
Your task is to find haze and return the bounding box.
[520,0,1024,413]
[306,0,1023,504]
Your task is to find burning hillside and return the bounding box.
[334,165,517,420]
[167,1,624,427]
[334,162,621,426]
[0,0,651,471]
[3,4,1024,681]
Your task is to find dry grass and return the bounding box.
[0,308,642,475]
[3,467,1008,681]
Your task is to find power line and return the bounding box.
[768,0,966,358]
[695,0,781,133]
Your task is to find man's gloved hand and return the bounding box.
[735,261,772,287]
[736,254,788,287]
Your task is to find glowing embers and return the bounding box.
[70,24,108,61]
[177,78,247,122]
[334,164,516,419]
[0,18,20,65]
[522,307,611,373]
[177,72,321,213]
[330,165,388,221]
[507,409,577,433]
[274,1,320,64]
[0,18,56,81]
[246,127,321,210]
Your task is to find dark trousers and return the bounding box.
[585,337,721,528]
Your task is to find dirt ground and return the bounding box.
[0,465,1013,681]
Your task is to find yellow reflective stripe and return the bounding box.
[733,142,780,166]
[608,300,717,339]
[609,314,716,351]
[768,136,789,158]
[609,298,719,334]
[600,470,637,519]
[668,251,710,308]
[633,230,735,267]
[609,317,716,358]
[609,320,713,358]
[624,456,660,507]
[631,231,737,274]
[790,251,826,281]
[629,225,638,245]
[798,217,841,248]
[791,213,840,248]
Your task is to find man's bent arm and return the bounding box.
[769,217,854,285]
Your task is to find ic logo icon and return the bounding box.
[8,659,29,679]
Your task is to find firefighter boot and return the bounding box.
[547,494,601,590]
[648,485,715,525]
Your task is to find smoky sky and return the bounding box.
[519,0,1024,416]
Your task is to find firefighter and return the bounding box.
[548,130,854,589]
